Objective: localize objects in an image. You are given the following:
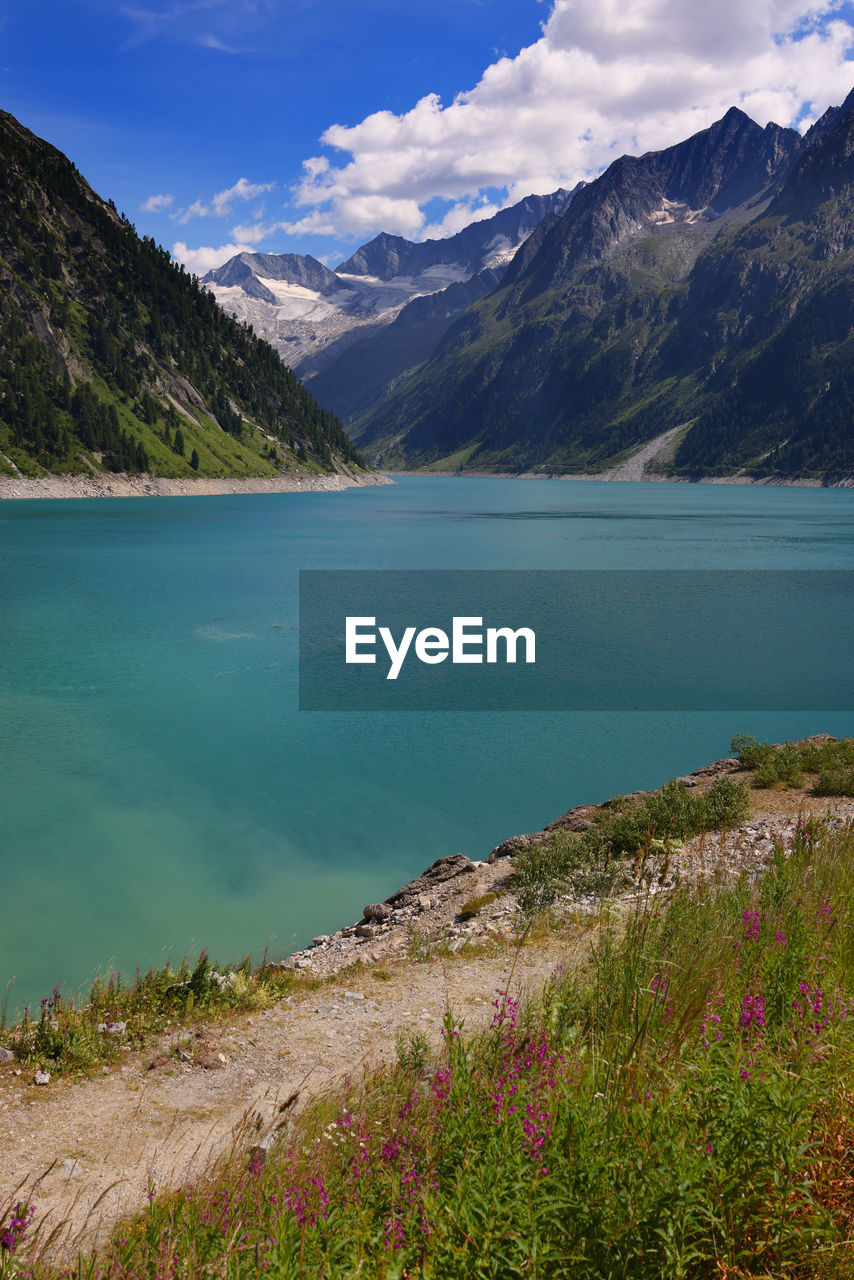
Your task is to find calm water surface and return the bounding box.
[1,477,853,1012]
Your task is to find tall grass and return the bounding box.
[17,817,854,1279]
[514,774,750,913]
[732,735,854,794]
[0,951,299,1078]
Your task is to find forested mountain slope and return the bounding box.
[0,109,362,479]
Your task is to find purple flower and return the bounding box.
[1,1203,34,1254]
[739,993,766,1032]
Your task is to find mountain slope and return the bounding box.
[0,110,363,480]
[305,265,505,424]
[667,90,854,476]
[353,105,854,479]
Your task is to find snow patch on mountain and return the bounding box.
[202,189,577,375]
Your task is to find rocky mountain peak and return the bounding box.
[770,84,854,218]
[503,106,801,294]
[203,252,347,296]
[336,189,576,281]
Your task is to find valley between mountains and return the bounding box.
[205,88,854,484]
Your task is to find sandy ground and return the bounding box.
[0,469,391,500]
[1,760,851,1262]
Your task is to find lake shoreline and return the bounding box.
[2,738,852,1265]
[387,469,854,487]
[0,468,392,500]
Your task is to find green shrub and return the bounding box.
[814,766,854,796]
[395,1029,429,1075]
[514,778,750,915]
[753,742,803,789]
[731,733,774,769]
[600,776,750,856]
[730,736,854,793]
[799,737,854,773]
[514,828,613,914]
[458,892,499,920]
[695,774,753,829]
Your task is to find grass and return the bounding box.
[458,893,500,920]
[0,951,304,1079]
[732,735,854,795]
[514,774,750,915]
[13,815,854,1278]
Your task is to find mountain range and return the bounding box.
[202,189,577,424]
[348,93,854,479]
[6,85,854,485]
[0,110,361,481]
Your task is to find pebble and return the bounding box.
[33,1070,50,1086]
[0,1047,15,1065]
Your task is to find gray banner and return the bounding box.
[299,570,854,711]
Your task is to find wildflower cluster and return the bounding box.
[21,817,854,1280]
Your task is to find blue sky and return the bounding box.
[3,0,854,273]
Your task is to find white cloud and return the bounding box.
[171,240,254,274]
[420,199,505,241]
[175,177,276,224]
[230,219,287,243]
[289,0,854,240]
[120,2,270,53]
[140,192,174,212]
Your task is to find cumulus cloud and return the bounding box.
[171,240,254,274]
[289,0,854,240]
[229,219,288,243]
[420,199,506,241]
[140,192,174,212]
[175,177,275,224]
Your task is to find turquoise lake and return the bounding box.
[2,476,853,1014]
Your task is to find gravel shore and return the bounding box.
[0,469,391,500]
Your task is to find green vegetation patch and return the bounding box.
[732,734,854,794]
[20,817,854,1278]
[0,950,300,1078]
[458,892,499,920]
[514,776,750,915]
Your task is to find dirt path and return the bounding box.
[2,755,850,1263]
[0,935,567,1259]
